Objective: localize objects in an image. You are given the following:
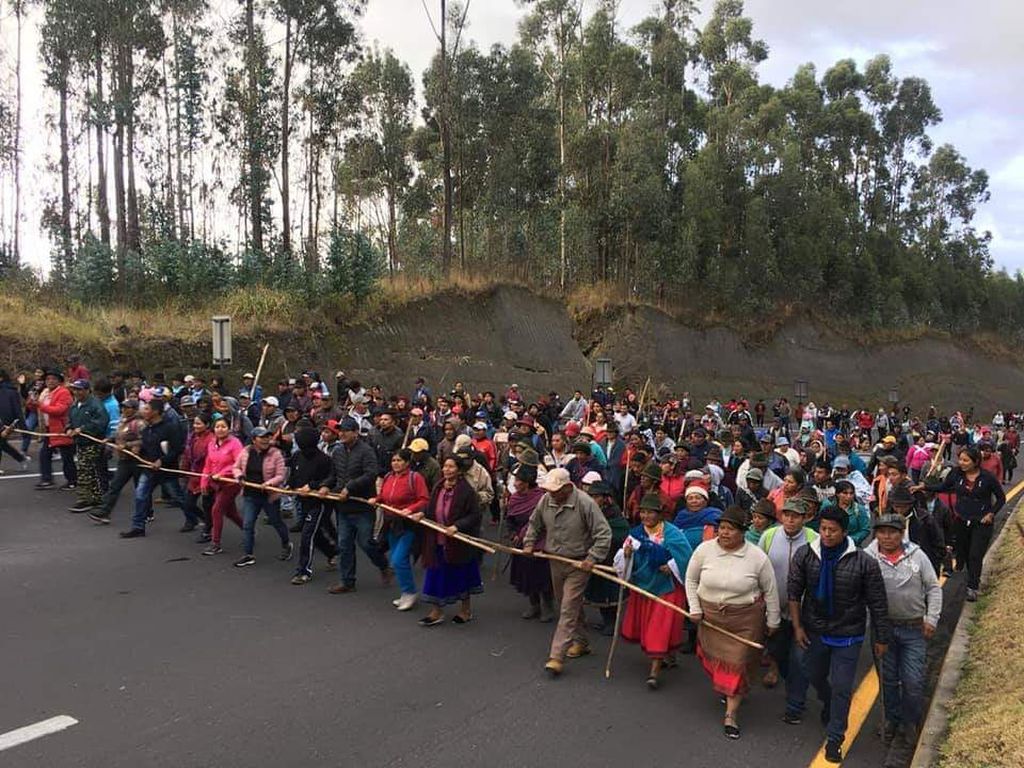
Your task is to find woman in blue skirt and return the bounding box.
[410,455,483,626]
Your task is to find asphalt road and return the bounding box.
[1,465,898,768]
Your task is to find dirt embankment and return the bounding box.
[2,285,1021,411]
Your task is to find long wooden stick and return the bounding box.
[12,427,759,648]
[605,553,633,678]
[249,343,270,401]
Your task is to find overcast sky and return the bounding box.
[5,0,1022,273]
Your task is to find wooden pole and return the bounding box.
[605,552,633,678]
[249,343,270,400]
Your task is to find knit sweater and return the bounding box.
[684,539,781,628]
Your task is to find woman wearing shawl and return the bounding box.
[584,481,630,635]
[673,485,722,551]
[685,505,780,740]
[507,450,555,622]
[411,456,483,626]
[614,493,694,689]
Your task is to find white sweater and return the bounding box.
[685,540,781,628]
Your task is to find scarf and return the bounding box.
[674,506,721,531]
[816,541,844,617]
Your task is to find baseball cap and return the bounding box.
[251,427,270,438]
[776,436,789,446]
[263,396,279,407]
[409,438,430,453]
[746,468,764,482]
[538,467,571,492]
[873,513,906,531]
[70,379,90,390]
[338,416,360,432]
[243,372,254,379]
[833,455,851,468]
[179,395,196,407]
[472,421,488,431]
[883,435,897,445]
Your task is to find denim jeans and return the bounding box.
[768,621,810,704]
[787,634,862,744]
[336,509,389,587]
[881,624,927,728]
[388,528,417,595]
[131,472,156,530]
[241,494,290,556]
[20,410,37,454]
[40,438,77,485]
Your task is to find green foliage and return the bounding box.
[325,226,384,303]
[68,235,115,303]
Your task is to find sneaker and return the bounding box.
[59,482,77,491]
[824,740,842,764]
[88,511,111,525]
[68,503,94,514]
[202,545,224,556]
[277,541,294,561]
[195,532,212,544]
[327,555,339,569]
[20,458,30,471]
[34,481,54,490]
[392,597,402,607]
[782,711,803,725]
[118,528,145,539]
[396,593,418,611]
[234,555,256,568]
[291,573,312,585]
[179,522,197,533]
[965,587,978,602]
[145,513,155,523]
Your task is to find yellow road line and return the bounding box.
[805,477,1024,765]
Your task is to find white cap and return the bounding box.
[538,467,572,492]
[263,396,279,407]
[581,470,603,485]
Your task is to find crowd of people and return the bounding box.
[0,359,1016,763]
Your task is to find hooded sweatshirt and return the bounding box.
[864,540,942,627]
[289,427,332,490]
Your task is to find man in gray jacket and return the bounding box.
[865,514,942,749]
[523,468,611,677]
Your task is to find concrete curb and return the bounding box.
[911,500,1020,767]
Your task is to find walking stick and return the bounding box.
[605,552,633,679]
[249,343,270,400]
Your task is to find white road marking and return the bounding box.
[0,715,78,752]
[0,472,64,481]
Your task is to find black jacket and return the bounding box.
[0,381,23,426]
[907,508,946,575]
[325,437,379,513]
[788,538,892,644]
[931,468,1005,522]
[139,415,185,466]
[289,428,332,491]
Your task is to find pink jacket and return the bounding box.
[232,445,287,499]
[200,436,244,492]
[905,445,930,472]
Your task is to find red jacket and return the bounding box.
[38,386,73,447]
[471,437,497,472]
[378,469,430,515]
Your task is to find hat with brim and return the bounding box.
[719,505,749,530]
[641,462,662,482]
[781,499,806,517]
[747,468,764,482]
[888,483,915,506]
[639,492,663,512]
[588,480,613,497]
[409,438,429,453]
[751,499,776,521]
[873,513,906,531]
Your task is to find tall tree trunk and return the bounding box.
[387,181,397,274]
[439,0,454,274]
[112,54,128,294]
[124,47,141,253]
[245,0,263,253]
[281,17,292,254]
[58,77,73,278]
[558,79,567,290]
[161,50,176,240]
[12,0,23,263]
[94,39,111,246]
[172,12,188,240]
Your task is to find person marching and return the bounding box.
[231,427,293,568]
[66,380,110,514]
[583,480,630,636]
[865,514,942,749]
[373,448,430,611]
[411,455,484,626]
[685,505,780,740]
[89,399,145,525]
[198,415,244,554]
[507,449,555,623]
[523,467,612,677]
[785,505,892,764]
[290,424,337,585]
[615,492,693,689]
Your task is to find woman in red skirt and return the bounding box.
[614,492,695,689]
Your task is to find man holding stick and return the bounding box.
[523,468,611,677]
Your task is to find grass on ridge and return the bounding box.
[938,521,1024,767]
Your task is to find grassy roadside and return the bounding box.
[938,519,1024,767]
